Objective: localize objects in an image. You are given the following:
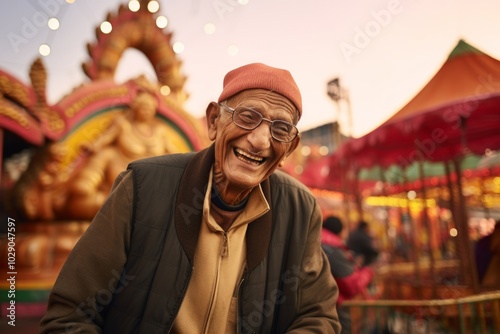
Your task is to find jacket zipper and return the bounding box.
[221,231,228,257]
[201,230,228,333]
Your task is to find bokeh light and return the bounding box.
[173,42,185,54]
[39,44,51,56]
[204,23,215,35]
[100,21,112,34]
[48,18,60,30]
[128,0,140,12]
[156,16,168,28]
[227,44,239,56]
[147,1,160,13]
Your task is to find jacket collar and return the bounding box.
[174,144,273,271]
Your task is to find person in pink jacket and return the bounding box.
[475,220,500,287]
[322,215,375,333]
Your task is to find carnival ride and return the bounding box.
[301,40,500,333]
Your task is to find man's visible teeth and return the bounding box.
[235,148,263,163]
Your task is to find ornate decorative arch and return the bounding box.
[82,0,187,103]
[3,0,208,221]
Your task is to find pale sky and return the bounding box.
[2,0,500,137]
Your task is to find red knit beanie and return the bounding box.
[218,63,302,119]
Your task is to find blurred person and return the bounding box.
[475,220,500,287]
[40,63,340,333]
[322,216,375,334]
[347,220,380,267]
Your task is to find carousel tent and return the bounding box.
[329,39,500,170]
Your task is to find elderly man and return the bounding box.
[40,63,340,333]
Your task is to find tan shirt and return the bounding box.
[172,170,269,334]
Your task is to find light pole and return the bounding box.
[327,77,359,227]
[327,78,342,149]
[327,77,353,140]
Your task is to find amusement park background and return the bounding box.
[1,0,500,332]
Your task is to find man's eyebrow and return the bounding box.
[234,103,260,110]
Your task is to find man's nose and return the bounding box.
[248,121,272,151]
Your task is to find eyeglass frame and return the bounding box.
[219,103,299,143]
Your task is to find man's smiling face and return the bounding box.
[206,89,300,203]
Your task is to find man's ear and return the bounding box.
[206,102,220,141]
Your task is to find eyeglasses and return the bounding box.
[219,104,299,143]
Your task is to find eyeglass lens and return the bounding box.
[232,107,297,142]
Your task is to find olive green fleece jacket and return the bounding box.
[40,144,340,333]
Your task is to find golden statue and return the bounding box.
[65,88,178,219]
[20,142,70,221]
[13,83,191,221]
